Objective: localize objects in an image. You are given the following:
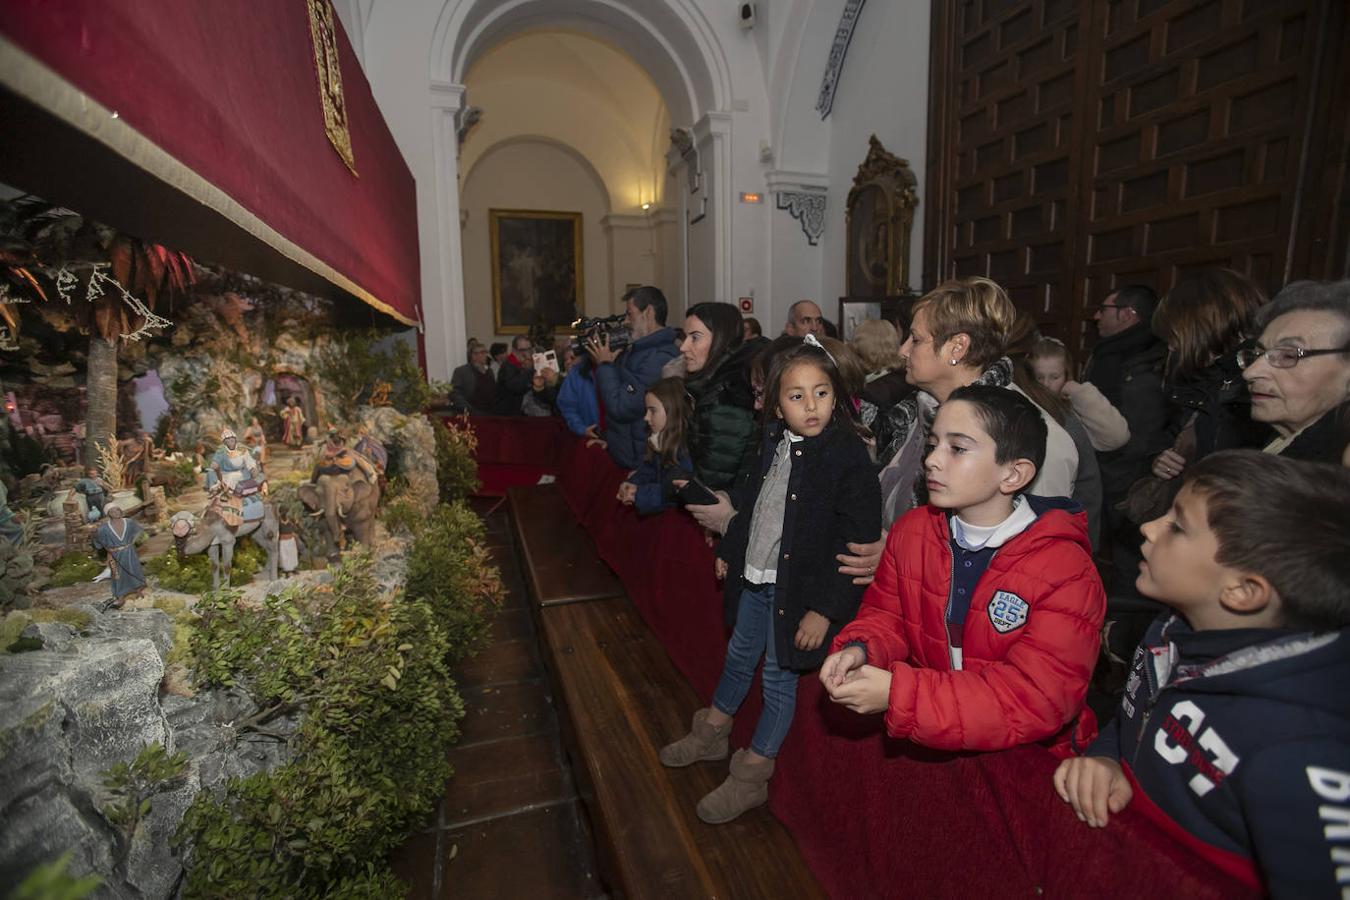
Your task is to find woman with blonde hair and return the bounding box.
[852,319,914,415]
[875,276,1078,525]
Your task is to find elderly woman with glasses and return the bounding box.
[1238,280,1350,466]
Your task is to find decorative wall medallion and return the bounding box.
[307,0,358,175]
[776,191,827,246]
[815,0,868,120]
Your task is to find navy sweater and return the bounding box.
[1091,614,1350,897]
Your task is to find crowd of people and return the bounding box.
[455,274,1350,896]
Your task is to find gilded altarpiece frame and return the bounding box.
[845,135,918,299]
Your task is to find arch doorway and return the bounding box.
[262,373,319,442]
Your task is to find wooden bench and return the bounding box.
[507,484,623,607]
[506,485,824,900]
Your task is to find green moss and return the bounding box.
[47,552,104,588]
[145,553,212,595]
[0,611,34,650]
[145,541,264,594]
[31,607,93,631]
[152,594,188,617]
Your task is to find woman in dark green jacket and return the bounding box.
[681,302,759,491]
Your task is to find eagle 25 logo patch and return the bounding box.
[988,591,1029,634]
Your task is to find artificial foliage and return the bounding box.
[403,502,504,667]
[47,551,105,588]
[100,742,190,854]
[175,502,499,897]
[11,852,102,900]
[144,540,266,594]
[313,330,442,420]
[434,415,480,503]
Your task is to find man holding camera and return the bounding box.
[495,334,535,415]
[586,285,682,468]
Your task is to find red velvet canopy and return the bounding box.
[0,1,419,325]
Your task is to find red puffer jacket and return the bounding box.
[831,500,1105,755]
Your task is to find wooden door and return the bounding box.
[924,0,1348,354]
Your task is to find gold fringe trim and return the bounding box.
[0,36,417,326]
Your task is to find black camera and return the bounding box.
[570,313,632,356]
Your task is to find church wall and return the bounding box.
[820,1,933,307]
[460,140,611,345]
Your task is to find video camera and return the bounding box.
[570,313,632,356]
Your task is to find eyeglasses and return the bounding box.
[1236,345,1350,369]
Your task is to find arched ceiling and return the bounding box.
[460,30,670,213]
[431,0,729,127]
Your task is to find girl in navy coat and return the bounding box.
[659,336,882,824]
[617,377,694,515]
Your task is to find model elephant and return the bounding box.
[298,467,380,560]
[174,500,280,590]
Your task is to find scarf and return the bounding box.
[875,358,1014,525]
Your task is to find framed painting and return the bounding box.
[490,209,584,334]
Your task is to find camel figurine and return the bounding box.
[171,491,280,590]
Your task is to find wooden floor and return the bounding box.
[393,493,823,899]
[390,502,606,899]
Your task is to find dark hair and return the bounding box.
[1254,280,1350,345]
[1112,284,1159,321]
[625,285,669,326]
[1153,269,1266,376]
[489,342,507,357]
[760,339,865,439]
[1184,450,1350,630]
[685,301,745,378]
[822,318,839,339]
[644,377,692,468]
[945,384,1048,476]
[744,316,763,337]
[750,334,800,390]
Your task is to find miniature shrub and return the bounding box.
[404,502,505,667]
[381,493,421,536]
[101,742,189,852]
[11,852,102,900]
[177,516,498,897]
[47,551,104,588]
[434,416,480,503]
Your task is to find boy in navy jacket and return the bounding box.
[1054,450,1350,897]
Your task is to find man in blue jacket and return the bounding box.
[586,285,682,469]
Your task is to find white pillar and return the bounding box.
[426,80,469,381]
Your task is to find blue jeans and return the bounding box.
[711,583,799,759]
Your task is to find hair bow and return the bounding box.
[803,332,838,367]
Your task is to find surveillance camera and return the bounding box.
[738,3,756,29]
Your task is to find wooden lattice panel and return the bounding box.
[925,0,1347,357]
[946,0,1081,330]
[1078,0,1319,347]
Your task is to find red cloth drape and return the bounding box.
[473,420,1260,899]
[0,1,419,323]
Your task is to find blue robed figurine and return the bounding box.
[205,426,268,523]
[73,466,113,519]
[91,505,146,609]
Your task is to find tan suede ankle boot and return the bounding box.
[658,708,731,768]
[695,749,774,824]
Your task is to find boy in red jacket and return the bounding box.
[821,385,1105,753]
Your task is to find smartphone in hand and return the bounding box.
[677,479,719,506]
